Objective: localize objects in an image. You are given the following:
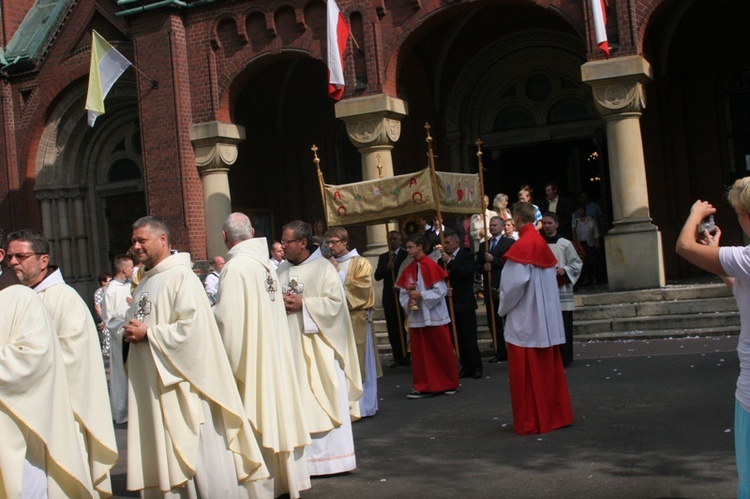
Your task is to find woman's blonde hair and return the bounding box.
[727,177,750,214]
[493,193,508,211]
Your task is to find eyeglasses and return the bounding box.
[326,239,342,246]
[5,252,43,263]
[281,239,300,246]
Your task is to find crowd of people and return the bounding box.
[0,183,598,496]
[7,174,750,498]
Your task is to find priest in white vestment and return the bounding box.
[325,226,381,417]
[7,230,118,497]
[214,213,311,498]
[0,263,96,498]
[102,254,135,424]
[277,221,363,476]
[123,216,268,497]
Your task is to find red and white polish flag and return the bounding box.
[590,0,610,59]
[327,0,350,100]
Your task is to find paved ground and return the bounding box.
[112,335,741,498]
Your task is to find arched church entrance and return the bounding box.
[229,56,367,248]
[34,77,144,295]
[444,30,608,222]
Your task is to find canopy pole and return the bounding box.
[475,139,499,354]
[312,144,328,223]
[425,123,460,360]
[376,154,408,359]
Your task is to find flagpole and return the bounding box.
[376,155,408,359]
[425,122,460,361]
[475,139,498,356]
[132,64,159,89]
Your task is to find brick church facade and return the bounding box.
[1,0,749,295]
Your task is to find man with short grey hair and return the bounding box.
[214,212,311,498]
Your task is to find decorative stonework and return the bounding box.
[591,81,647,115]
[581,55,653,117]
[345,118,402,148]
[190,121,245,175]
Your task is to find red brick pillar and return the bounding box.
[130,13,207,260]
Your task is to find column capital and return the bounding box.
[335,94,408,148]
[190,121,246,175]
[581,55,653,116]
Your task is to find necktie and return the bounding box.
[490,237,497,253]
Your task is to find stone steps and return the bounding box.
[372,281,740,354]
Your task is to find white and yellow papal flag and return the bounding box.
[85,30,132,127]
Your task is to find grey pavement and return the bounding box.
[112,335,741,498]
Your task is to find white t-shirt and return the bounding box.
[719,245,750,412]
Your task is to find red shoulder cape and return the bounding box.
[502,224,557,269]
[396,255,449,289]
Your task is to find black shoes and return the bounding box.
[459,368,484,379]
[390,358,411,368]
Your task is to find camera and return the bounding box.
[698,215,717,235]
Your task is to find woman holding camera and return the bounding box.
[676,177,750,498]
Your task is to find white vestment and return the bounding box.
[126,253,268,495]
[102,278,131,424]
[334,249,379,418]
[0,283,96,498]
[498,262,565,347]
[545,236,582,311]
[35,269,118,496]
[277,249,363,475]
[214,238,311,499]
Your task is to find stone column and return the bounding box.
[334,94,408,257]
[191,121,245,259]
[73,195,90,279]
[582,55,665,290]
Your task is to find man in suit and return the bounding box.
[541,182,574,240]
[439,230,482,379]
[374,230,410,367]
[475,216,515,362]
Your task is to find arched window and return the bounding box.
[548,97,593,124]
[494,105,536,131]
[108,159,141,182]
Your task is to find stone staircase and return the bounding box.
[372,280,740,355]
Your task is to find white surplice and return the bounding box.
[102,278,131,424]
[497,261,565,348]
[334,249,380,418]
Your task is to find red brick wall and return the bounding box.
[129,13,207,259]
[1,0,38,45]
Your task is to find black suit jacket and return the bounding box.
[474,236,515,292]
[374,248,408,308]
[542,196,574,239]
[441,248,477,313]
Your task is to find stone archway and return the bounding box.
[444,30,599,177]
[34,77,143,294]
